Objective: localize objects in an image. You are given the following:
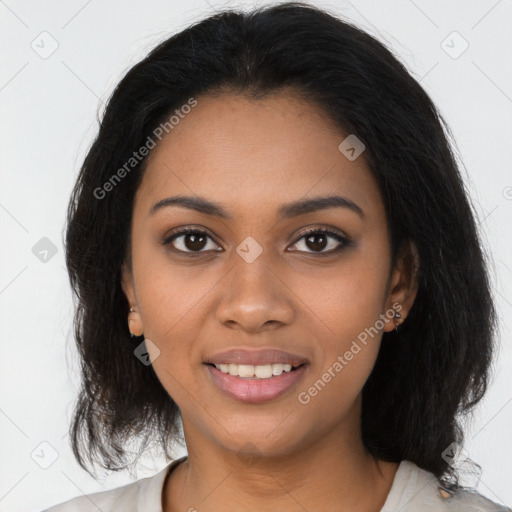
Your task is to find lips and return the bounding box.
[206,363,308,404]
[203,348,309,404]
[204,348,308,366]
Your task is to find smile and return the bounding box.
[212,362,301,379]
[205,363,308,404]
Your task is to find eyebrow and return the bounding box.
[149,194,364,220]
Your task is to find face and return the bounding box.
[122,91,417,459]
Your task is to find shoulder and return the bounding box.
[450,488,512,512]
[40,459,180,512]
[385,460,511,512]
[40,478,141,512]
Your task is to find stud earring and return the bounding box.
[128,305,143,337]
[394,311,402,332]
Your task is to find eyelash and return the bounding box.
[162,226,352,257]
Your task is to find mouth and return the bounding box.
[204,362,309,404]
[205,362,305,379]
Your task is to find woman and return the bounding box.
[43,2,510,511]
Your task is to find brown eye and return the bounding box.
[290,228,351,255]
[163,228,220,253]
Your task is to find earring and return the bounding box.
[394,311,402,332]
[128,305,143,337]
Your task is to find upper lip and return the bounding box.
[204,348,308,366]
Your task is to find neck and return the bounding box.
[163,419,399,512]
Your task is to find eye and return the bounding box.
[162,226,352,256]
[163,227,221,254]
[289,227,351,255]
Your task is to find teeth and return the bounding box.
[238,364,255,378]
[255,365,273,378]
[214,363,299,379]
[272,363,283,376]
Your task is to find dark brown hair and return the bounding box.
[65,2,497,488]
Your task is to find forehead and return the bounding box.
[136,92,383,222]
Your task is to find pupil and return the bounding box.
[186,233,207,251]
[307,233,327,251]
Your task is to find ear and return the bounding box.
[383,239,420,332]
[121,261,144,337]
[121,261,137,306]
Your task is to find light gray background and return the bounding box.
[1,0,511,510]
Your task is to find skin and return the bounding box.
[121,90,419,512]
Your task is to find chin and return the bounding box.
[212,418,310,460]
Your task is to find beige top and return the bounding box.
[42,456,511,511]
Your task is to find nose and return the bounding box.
[215,249,295,333]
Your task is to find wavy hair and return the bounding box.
[65,1,497,487]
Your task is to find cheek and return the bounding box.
[290,252,389,342]
[289,251,389,399]
[131,259,226,401]
[136,271,207,368]
[133,240,220,339]
[295,279,385,420]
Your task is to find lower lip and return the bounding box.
[205,364,308,404]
